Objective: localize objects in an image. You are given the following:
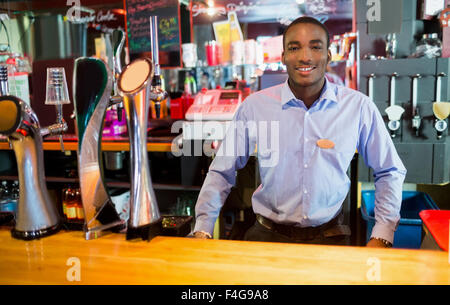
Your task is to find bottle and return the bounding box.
[0,181,16,215]
[0,181,8,212]
[184,74,191,96]
[189,74,197,95]
[385,33,397,59]
[75,188,84,220]
[11,181,19,198]
[64,187,77,221]
[415,33,442,58]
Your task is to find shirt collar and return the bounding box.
[281,77,339,108]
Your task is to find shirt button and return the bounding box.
[304,164,308,168]
[303,215,308,220]
[304,189,308,194]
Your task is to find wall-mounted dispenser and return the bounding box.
[411,74,422,137]
[385,73,405,138]
[433,73,449,139]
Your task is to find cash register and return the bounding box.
[182,87,243,141]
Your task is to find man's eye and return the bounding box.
[288,46,299,51]
[312,46,322,50]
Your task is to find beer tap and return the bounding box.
[118,57,162,241]
[411,74,422,137]
[149,16,168,119]
[73,57,124,240]
[385,73,404,138]
[43,67,70,151]
[367,73,376,100]
[0,65,61,240]
[110,29,126,121]
[433,72,450,139]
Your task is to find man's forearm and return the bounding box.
[371,169,406,243]
[193,169,235,235]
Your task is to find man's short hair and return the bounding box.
[282,16,330,49]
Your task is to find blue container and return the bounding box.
[361,191,439,249]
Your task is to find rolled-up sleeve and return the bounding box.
[357,99,407,243]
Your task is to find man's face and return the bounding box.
[282,22,331,90]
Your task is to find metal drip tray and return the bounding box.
[161,215,193,237]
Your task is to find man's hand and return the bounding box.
[366,238,391,248]
[193,231,211,239]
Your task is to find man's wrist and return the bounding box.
[369,237,393,248]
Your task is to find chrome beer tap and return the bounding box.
[367,73,376,101]
[0,65,64,240]
[118,57,162,240]
[411,74,422,137]
[432,73,449,139]
[149,16,168,119]
[385,73,405,138]
[43,68,70,150]
[110,29,125,113]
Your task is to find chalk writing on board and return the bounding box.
[125,0,181,66]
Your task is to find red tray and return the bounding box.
[419,210,450,251]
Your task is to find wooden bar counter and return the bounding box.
[0,229,449,284]
[0,135,175,152]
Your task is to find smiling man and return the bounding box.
[282,19,330,107]
[192,16,406,248]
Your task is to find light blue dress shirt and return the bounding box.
[193,78,406,243]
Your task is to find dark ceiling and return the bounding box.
[0,0,353,24]
[191,0,354,24]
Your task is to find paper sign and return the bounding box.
[425,0,445,16]
[228,12,243,42]
[213,20,231,64]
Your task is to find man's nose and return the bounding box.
[297,48,313,63]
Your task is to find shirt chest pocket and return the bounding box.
[257,149,279,168]
[317,143,356,173]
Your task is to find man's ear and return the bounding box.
[327,49,332,63]
[281,51,285,65]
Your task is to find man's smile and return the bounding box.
[295,65,316,75]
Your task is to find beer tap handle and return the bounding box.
[44,67,70,152]
[436,72,445,103]
[411,74,421,116]
[150,16,160,78]
[113,29,125,77]
[149,15,167,119]
[368,73,376,101]
[390,72,398,108]
[110,29,126,121]
[56,104,65,151]
[411,74,422,136]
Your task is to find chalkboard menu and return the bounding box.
[125,0,181,67]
